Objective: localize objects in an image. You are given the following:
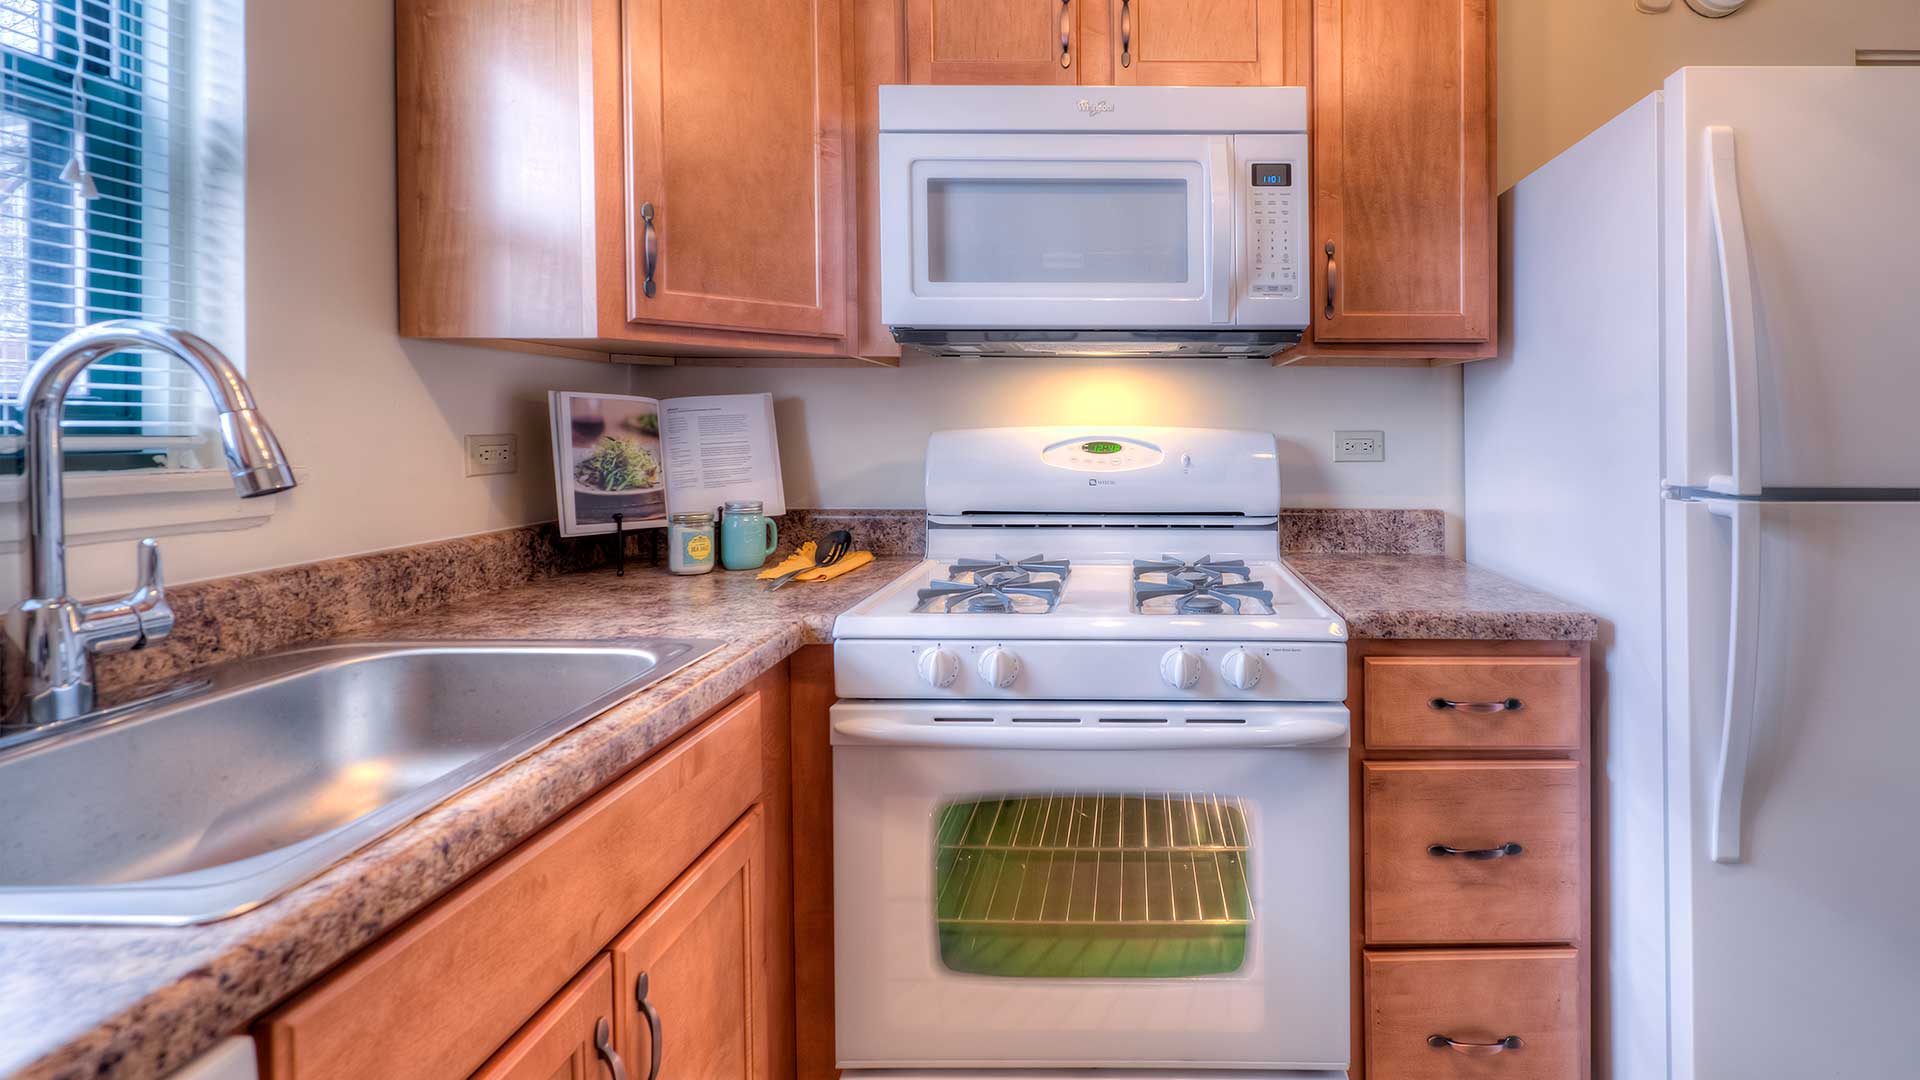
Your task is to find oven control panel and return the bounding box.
[1039,436,1165,473]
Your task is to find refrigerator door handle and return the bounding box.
[1704,497,1762,862]
[1704,125,1763,498]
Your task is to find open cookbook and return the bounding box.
[546,391,785,537]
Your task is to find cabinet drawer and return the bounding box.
[1365,949,1582,1080]
[1364,761,1581,944]
[1364,657,1582,751]
[258,690,766,1080]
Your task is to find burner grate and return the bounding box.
[915,572,1064,614]
[1131,555,1275,615]
[950,555,1071,584]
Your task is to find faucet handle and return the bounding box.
[80,538,175,653]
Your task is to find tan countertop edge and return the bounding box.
[0,552,1595,1080]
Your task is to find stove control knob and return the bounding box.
[977,647,1022,689]
[1221,648,1264,691]
[917,647,961,689]
[1160,647,1204,690]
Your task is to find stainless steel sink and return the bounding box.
[0,639,718,925]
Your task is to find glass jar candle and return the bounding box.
[718,500,778,571]
[667,511,716,575]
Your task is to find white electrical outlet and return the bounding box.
[465,433,518,476]
[1334,430,1385,462]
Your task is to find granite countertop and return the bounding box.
[1289,553,1599,641]
[0,547,1593,1080]
[0,559,913,1080]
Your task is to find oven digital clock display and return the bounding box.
[1081,441,1123,455]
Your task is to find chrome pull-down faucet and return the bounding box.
[6,320,296,727]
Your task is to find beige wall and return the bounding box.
[631,358,1467,549]
[2,0,625,606]
[1500,0,1920,189]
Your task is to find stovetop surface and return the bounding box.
[834,555,1347,642]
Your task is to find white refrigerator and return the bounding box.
[1465,68,1920,1080]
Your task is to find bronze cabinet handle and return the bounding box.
[1429,1034,1523,1055]
[1120,0,1132,67]
[634,971,663,1080]
[1429,842,1524,860]
[1429,696,1523,714]
[1323,241,1338,320]
[640,202,658,299]
[1059,0,1072,68]
[594,1017,630,1080]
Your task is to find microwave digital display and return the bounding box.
[1251,163,1293,187]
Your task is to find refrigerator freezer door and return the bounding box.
[1665,498,1920,1079]
[1665,67,1920,491]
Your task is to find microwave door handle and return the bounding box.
[1209,140,1234,324]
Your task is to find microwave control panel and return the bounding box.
[1232,134,1309,327]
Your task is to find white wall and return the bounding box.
[632,357,1465,548]
[1500,0,1920,189]
[2,0,625,607]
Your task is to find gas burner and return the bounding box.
[948,555,1071,585]
[915,572,1065,614]
[1134,576,1277,615]
[1132,555,1252,585]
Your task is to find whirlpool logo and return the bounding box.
[1077,98,1114,117]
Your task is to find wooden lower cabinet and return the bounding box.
[613,810,770,1080]
[473,957,622,1080]
[1348,641,1591,1080]
[1365,949,1582,1079]
[257,665,797,1080]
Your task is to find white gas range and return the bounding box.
[831,427,1349,1079]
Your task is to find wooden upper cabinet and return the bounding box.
[1109,0,1308,86]
[612,810,770,1080]
[1311,0,1493,344]
[625,0,848,339]
[472,957,623,1080]
[905,0,1082,84]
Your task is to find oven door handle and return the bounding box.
[831,708,1350,749]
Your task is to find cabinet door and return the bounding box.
[1313,0,1493,343]
[905,0,1082,84]
[1110,0,1307,86]
[472,956,623,1080]
[612,810,768,1080]
[625,0,847,339]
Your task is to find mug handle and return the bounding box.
[764,518,778,557]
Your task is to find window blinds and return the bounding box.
[0,0,243,468]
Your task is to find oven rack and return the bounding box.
[934,793,1253,929]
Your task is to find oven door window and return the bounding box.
[933,793,1252,978]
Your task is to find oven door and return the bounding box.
[879,134,1234,330]
[831,702,1350,1073]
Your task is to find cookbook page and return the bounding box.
[661,393,786,517]
[549,391,669,536]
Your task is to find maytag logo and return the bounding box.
[1077,98,1114,117]
[1088,478,1115,487]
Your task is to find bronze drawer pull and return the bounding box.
[594,1016,630,1080]
[640,203,658,299]
[1429,842,1523,860]
[1429,1034,1523,1055]
[634,971,663,1080]
[1060,0,1072,68]
[1430,696,1523,714]
[1120,0,1132,67]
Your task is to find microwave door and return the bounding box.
[879,133,1231,330]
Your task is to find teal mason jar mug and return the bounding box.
[718,500,778,571]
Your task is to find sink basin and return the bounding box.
[0,638,718,925]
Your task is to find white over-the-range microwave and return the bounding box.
[879,85,1308,359]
